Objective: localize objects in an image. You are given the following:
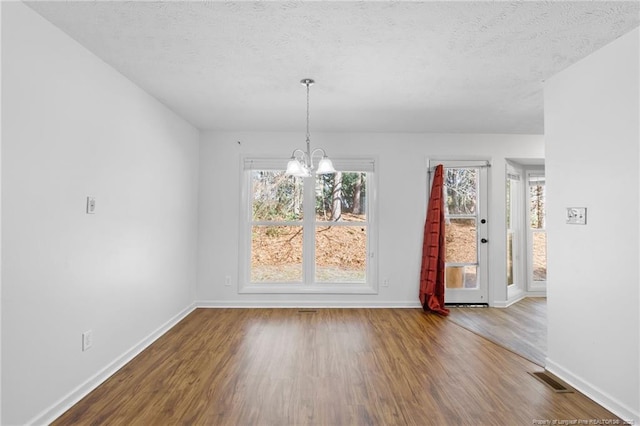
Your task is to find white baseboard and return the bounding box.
[195,300,422,308]
[28,303,196,426]
[492,294,526,308]
[545,358,639,424]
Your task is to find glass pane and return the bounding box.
[507,233,514,286]
[251,226,302,282]
[445,168,478,215]
[316,172,367,222]
[252,171,303,221]
[533,231,547,281]
[464,265,478,289]
[445,265,478,289]
[315,225,366,282]
[445,218,477,263]
[506,179,511,229]
[529,176,545,229]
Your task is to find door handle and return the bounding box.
[481,238,488,243]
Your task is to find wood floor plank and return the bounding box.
[53,308,619,425]
[448,297,547,366]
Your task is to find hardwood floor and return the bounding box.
[448,297,547,366]
[53,308,618,425]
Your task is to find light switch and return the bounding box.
[566,207,586,225]
[86,196,96,214]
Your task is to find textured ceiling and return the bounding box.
[26,1,640,134]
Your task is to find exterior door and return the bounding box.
[430,160,489,304]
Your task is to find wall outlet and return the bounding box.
[382,278,389,287]
[224,275,231,286]
[82,330,93,351]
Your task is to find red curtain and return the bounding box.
[419,164,450,316]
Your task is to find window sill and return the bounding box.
[239,283,378,295]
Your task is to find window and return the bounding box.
[240,158,377,294]
[528,172,546,289]
[506,168,521,288]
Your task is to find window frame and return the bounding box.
[506,165,523,291]
[239,157,378,294]
[526,168,547,292]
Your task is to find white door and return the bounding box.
[430,161,489,304]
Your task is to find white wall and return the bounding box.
[197,131,543,307]
[1,3,200,424]
[545,27,639,422]
[0,3,3,422]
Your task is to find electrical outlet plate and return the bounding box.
[82,330,93,351]
[566,207,587,225]
[224,275,231,286]
[86,196,96,214]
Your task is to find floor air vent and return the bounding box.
[297,309,317,313]
[529,371,573,393]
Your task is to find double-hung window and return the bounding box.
[240,158,377,294]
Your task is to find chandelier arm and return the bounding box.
[290,148,306,159]
[309,148,328,168]
[291,148,310,167]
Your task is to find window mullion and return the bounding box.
[303,175,316,285]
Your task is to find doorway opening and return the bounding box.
[447,158,547,366]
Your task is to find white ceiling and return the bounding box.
[26,1,639,134]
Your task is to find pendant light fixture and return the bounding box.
[285,78,336,177]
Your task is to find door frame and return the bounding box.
[428,159,490,304]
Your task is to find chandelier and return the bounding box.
[285,79,336,177]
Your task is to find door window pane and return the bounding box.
[251,225,303,282]
[445,168,478,215]
[315,226,366,282]
[445,265,478,289]
[464,265,478,289]
[445,218,477,263]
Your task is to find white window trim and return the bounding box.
[238,157,378,294]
